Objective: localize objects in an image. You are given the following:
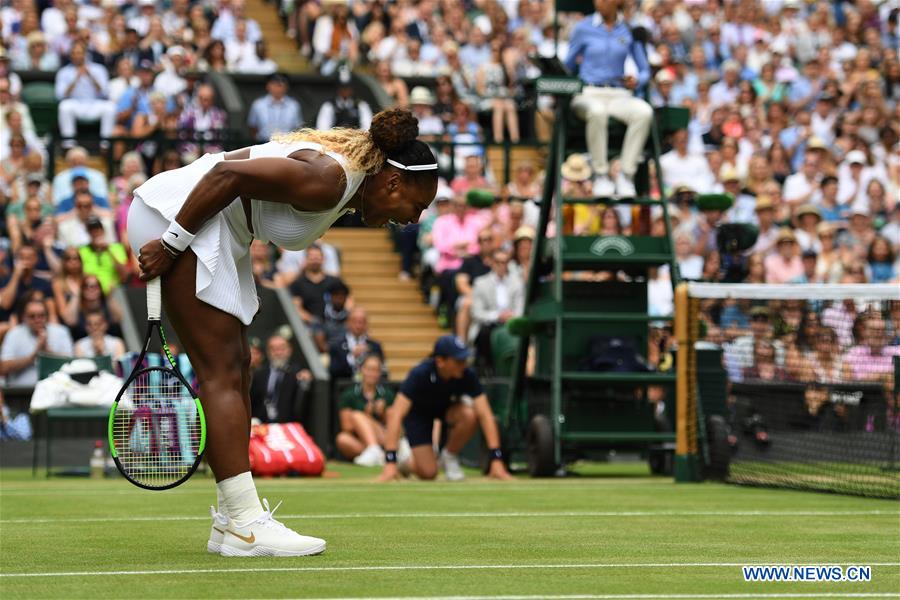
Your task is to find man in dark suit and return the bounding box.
[329,308,384,379]
[250,333,313,424]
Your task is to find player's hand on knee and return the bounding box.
[377,463,401,482]
[138,239,175,281]
[487,461,514,481]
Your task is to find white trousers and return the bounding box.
[57,98,117,138]
[571,86,653,177]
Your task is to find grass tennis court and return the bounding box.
[1,464,898,599]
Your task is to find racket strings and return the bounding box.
[112,367,201,488]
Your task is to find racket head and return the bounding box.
[108,363,206,491]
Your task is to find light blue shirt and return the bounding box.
[565,14,650,88]
[247,95,303,142]
[54,61,110,101]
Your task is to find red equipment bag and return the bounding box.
[248,423,325,477]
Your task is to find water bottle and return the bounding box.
[90,440,105,479]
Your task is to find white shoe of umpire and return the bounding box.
[593,174,615,198]
[208,506,229,554]
[616,173,637,198]
[439,448,465,482]
[219,499,326,558]
[397,437,413,477]
[353,444,385,467]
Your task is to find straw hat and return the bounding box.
[409,86,435,105]
[561,154,591,182]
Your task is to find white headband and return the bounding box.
[386,158,438,171]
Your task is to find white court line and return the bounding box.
[295,595,900,600]
[1,510,897,524]
[3,563,900,579]
[0,481,669,495]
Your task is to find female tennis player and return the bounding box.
[127,108,438,557]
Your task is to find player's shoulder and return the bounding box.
[405,358,436,383]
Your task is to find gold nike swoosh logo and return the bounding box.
[212,527,225,535]
[226,529,256,544]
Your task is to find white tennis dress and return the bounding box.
[127,141,365,325]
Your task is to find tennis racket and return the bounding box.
[108,278,206,490]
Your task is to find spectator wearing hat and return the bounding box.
[794,204,824,254]
[247,73,303,143]
[810,93,838,143]
[79,215,131,293]
[54,41,116,149]
[791,249,821,284]
[511,225,534,281]
[113,59,159,140]
[0,243,55,320]
[651,69,677,108]
[837,150,876,208]
[55,172,110,215]
[749,196,780,256]
[408,87,444,139]
[11,32,60,71]
[378,334,512,482]
[838,205,876,257]
[660,129,715,194]
[0,296,73,388]
[50,147,107,208]
[315,72,373,130]
[154,46,188,98]
[720,167,756,225]
[566,0,652,198]
[764,228,804,283]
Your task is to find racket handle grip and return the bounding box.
[147,278,162,321]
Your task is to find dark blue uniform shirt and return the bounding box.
[400,358,483,420]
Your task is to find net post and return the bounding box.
[675,283,701,482]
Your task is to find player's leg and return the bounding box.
[404,412,438,480]
[162,251,324,557]
[336,431,365,460]
[439,403,478,481]
[350,410,385,466]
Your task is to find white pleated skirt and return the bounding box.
[127,155,259,325]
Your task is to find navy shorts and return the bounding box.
[403,412,444,448]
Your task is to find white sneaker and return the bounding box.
[208,506,228,554]
[439,448,465,482]
[593,175,615,198]
[616,173,637,198]
[397,437,413,476]
[219,499,326,557]
[353,444,385,467]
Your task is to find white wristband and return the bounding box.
[161,220,196,253]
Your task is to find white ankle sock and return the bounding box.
[217,472,263,525]
[216,487,228,517]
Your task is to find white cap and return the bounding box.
[845,150,866,165]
